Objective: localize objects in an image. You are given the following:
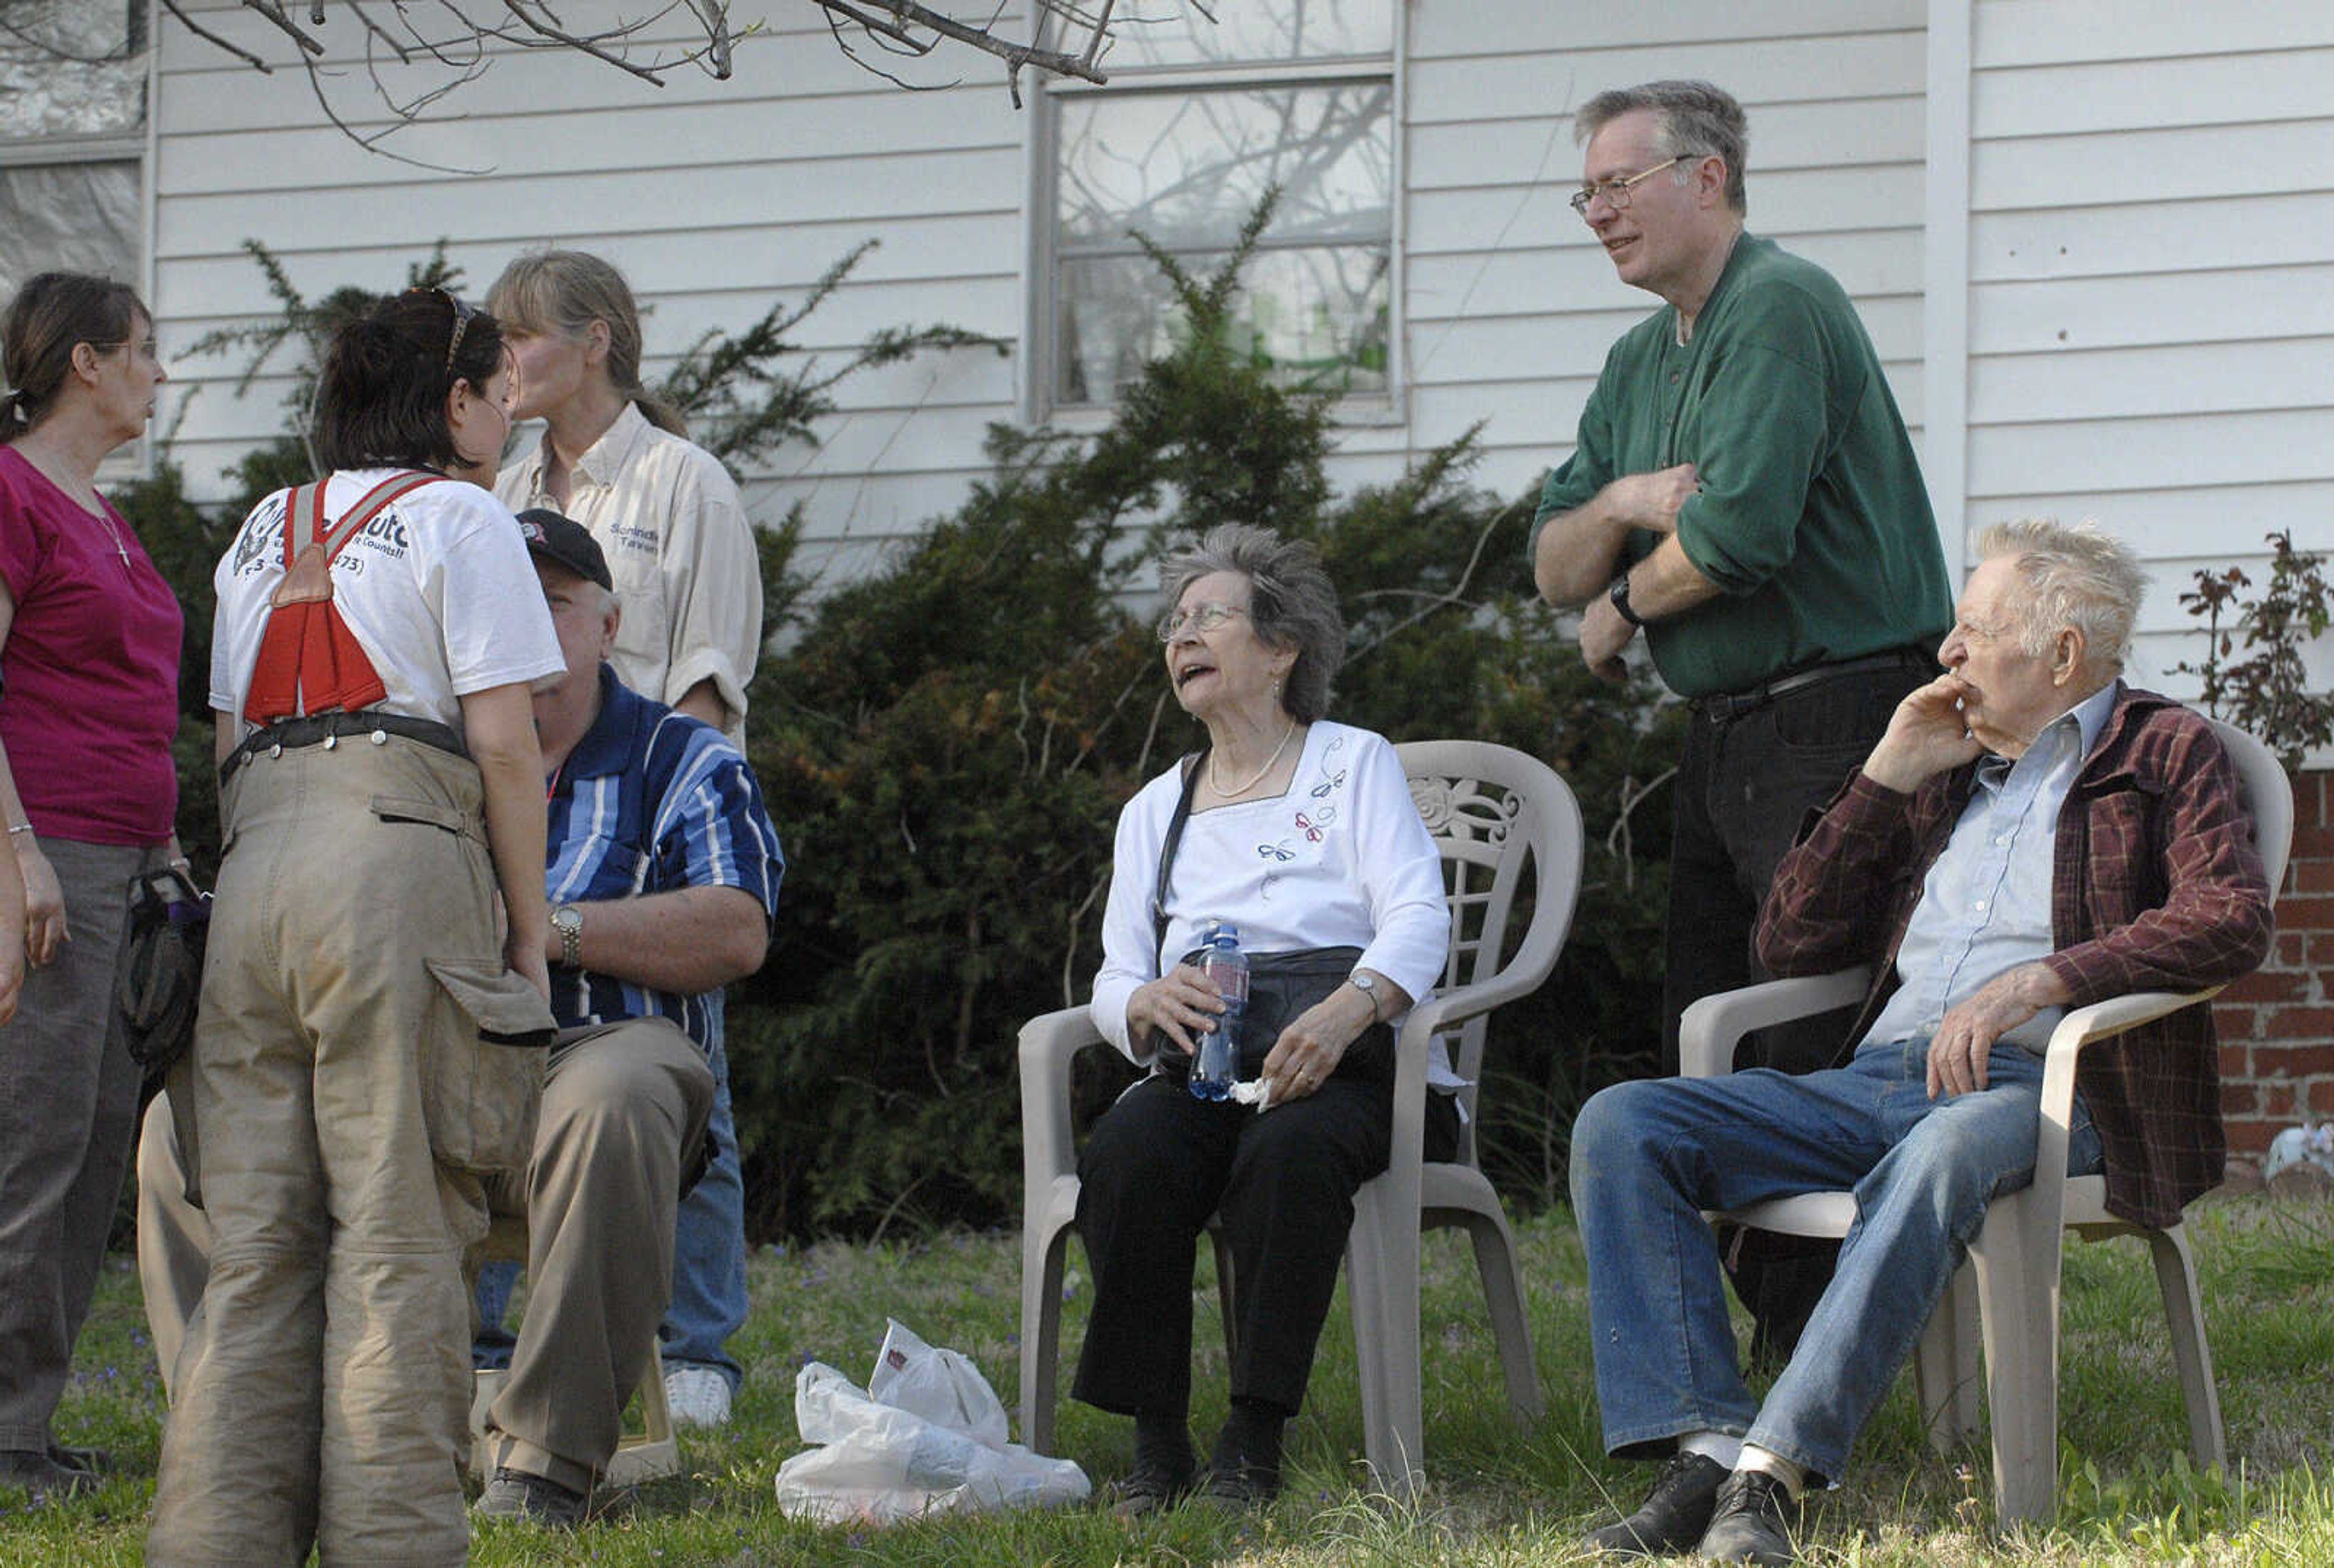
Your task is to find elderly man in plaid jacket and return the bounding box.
[1569,518,2273,1566]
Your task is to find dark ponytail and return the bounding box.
[311,289,505,472]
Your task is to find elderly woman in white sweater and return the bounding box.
[1075,523,1451,1515]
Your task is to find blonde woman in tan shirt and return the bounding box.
[490,250,760,744]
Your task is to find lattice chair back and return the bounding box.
[1398,739,1585,1169]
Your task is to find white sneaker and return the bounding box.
[664,1364,733,1429]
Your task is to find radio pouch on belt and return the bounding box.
[243,471,440,724]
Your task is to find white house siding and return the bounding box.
[1960,1,2334,690]
[148,2,1030,588]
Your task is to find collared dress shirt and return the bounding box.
[1864,681,2118,1052]
[498,402,762,743]
[545,664,785,1045]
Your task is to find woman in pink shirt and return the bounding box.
[0,272,181,1503]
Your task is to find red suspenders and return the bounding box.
[241,472,441,726]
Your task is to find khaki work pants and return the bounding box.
[485,1017,712,1491]
[139,1018,711,1494]
[146,736,548,1568]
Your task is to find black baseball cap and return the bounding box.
[515,508,612,592]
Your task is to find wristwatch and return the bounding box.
[1608,570,1647,627]
[551,903,584,969]
[1349,971,1383,1021]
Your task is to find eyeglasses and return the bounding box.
[406,287,479,375]
[1157,602,1250,642]
[1569,156,1685,217]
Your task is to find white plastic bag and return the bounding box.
[866,1319,1010,1449]
[775,1319,1090,1524]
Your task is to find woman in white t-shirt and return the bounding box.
[485,248,759,1428]
[1074,525,1452,1515]
[148,290,565,1568]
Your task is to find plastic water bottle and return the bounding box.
[1189,922,1248,1101]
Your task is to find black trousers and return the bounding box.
[1656,653,1929,1360]
[1071,1071,1458,1420]
[1658,656,1932,1078]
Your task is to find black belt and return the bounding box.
[1694,648,1933,724]
[219,710,469,784]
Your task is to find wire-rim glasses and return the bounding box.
[1156,602,1250,642]
[1569,156,1685,217]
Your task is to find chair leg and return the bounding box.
[605,1349,681,1487]
[1969,1192,2065,1525]
[2143,1225,2225,1474]
[1453,1208,1544,1423]
[1346,1184,1423,1501]
[1915,1263,1982,1451]
[1020,1220,1070,1456]
[1208,1224,1240,1369]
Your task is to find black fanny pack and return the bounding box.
[1154,944,1393,1086]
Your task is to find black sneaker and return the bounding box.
[1109,1453,1196,1519]
[0,1449,97,1504]
[1582,1451,1726,1556]
[1194,1460,1278,1511]
[477,1465,588,1528]
[1696,1468,1803,1565]
[47,1442,110,1476]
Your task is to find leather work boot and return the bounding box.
[1581,1450,1727,1556]
[1696,1468,1805,1565]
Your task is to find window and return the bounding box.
[1039,1,1396,412]
[1,0,148,300]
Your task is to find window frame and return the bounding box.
[0,0,160,475]
[1025,31,1406,428]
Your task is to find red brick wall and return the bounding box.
[2215,769,2334,1157]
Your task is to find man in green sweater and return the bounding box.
[1532,80,1953,1366]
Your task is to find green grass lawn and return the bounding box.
[7,1198,2334,1564]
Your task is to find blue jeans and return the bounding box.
[664,1014,748,1389]
[1569,1036,2104,1482]
[475,1004,749,1390]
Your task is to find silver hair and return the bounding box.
[1576,79,1750,215]
[1975,518,2147,667]
[1158,524,1344,723]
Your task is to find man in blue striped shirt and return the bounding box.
[473,511,783,1524]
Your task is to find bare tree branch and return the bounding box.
[9,0,1181,160]
[808,0,1128,105]
[154,0,272,71]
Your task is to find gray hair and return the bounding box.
[1577,80,1750,215]
[1158,524,1344,723]
[1975,518,2147,668]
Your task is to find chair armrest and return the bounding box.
[2031,984,2226,1200]
[1677,968,1873,1079]
[1020,1006,1107,1200]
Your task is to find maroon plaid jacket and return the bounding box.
[1757,686,2273,1229]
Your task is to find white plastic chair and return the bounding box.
[1017,739,1583,1497]
[1678,718,2290,1524]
